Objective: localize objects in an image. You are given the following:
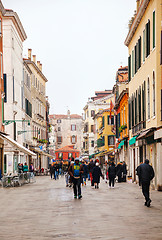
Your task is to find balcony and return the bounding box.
[132,121,146,135]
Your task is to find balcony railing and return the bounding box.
[132,120,146,135]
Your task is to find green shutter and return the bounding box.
[132,50,134,77]
[148,20,150,55]
[153,11,155,48]
[102,116,105,127]
[143,30,145,62]
[139,37,141,68]
[128,55,131,81]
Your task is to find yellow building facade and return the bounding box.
[125,0,162,189]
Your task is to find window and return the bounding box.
[57,119,61,123]
[87,111,89,118]
[153,11,155,49]
[108,136,115,146]
[143,29,145,62]
[146,20,150,57]
[71,124,76,131]
[36,78,37,88]
[71,135,77,144]
[58,127,61,131]
[128,55,131,82]
[91,110,95,117]
[68,153,72,159]
[91,125,94,132]
[84,123,88,132]
[102,116,105,128]
[153,72,155,116]
[57,136,62,143]
[147,78,150,119]
[58,153,63,159]
[91,140,94,147]
[108,115,114,125]
[83,142,85,149]
[132,50,134,77]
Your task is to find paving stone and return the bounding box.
[0,176,162,240]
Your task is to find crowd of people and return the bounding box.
[49,157,155,208]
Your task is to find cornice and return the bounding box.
[24,59,48,82]
[4,9,27,41]
[0,1,5,16]
[124,0,150,47]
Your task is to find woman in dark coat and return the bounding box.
[92,162,103,189]
[108,162,116,188]
[116,162,123,182]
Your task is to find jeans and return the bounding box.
[73,178,81,197]
[142,181,150,202]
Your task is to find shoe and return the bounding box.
[147,199,151,207]
[78,195,82,199]
[66,184,68,187]
[97,185,99,189]
[95,185,97,189]
[144,202,147,206]
[74,196,77,199]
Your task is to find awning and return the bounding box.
[0,133,36,157]
[118,140,125,149]
[30,147,54,159]
[129,136,138,146]
[137,128,154,140]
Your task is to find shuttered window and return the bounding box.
[138,37,141,69]
[132,96,134,127]
[138,87,141,122]
[135,45,137,74]
[128,99,131,130]
[128,55,131,82]
[146,20,150,57]
[153,72,155,116]
[153,11,155,49]
[147,78,150,119]
[132,50,134,77]
[102,116,105,128]
[143,29,145,62]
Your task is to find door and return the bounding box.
[139,146,143,163]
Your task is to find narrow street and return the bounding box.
[0,176,162,240]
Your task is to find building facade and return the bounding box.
[125,0,162,189]
[49,111,83,155]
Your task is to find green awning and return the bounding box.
[89,154,95,159]
[118,140,125,149]
[129,136,137,146]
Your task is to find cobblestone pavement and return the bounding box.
[0,176,162,240]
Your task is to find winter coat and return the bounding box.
[82,164,88,178]
[116,163,123,177]
[88,161,95,173]
[92,166,103,183]
[108,165,116,178]
[136,163,154,183]
[122,163,127,175]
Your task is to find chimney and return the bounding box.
[37,61,40,69]
[28,49,32,60]
[136,0,140,12]
[33,55,36,64]
[40,63,42,72]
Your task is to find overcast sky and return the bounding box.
[4,0,136,115]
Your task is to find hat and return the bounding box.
[75,158,80,162]
[95,159,99,163]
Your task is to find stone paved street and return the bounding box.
[0,176,162,240]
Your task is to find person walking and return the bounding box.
[23,162,28,172]
[116,162,123,183]
[68,158,83,199]
[122,161,127,182]
[108,162,116,188]
[136,159,155,207]
[88,159,95,186]
[92,160,103,189]
[82,161,88,186]
[29,163,34,178]
[49,163,54,179]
